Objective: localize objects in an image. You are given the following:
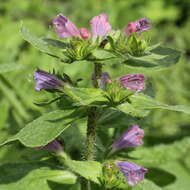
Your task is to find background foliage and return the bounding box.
[0,0,190,189]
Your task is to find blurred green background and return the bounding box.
[0,0,190,189]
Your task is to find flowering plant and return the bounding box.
[1,13,190,190]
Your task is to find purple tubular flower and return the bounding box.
[99,72,111,89]
[136,18,151,33]
[90,13,112,39]
[118,74,145,92]
[43,140,63,153]
[125,18,150,35]
[52,14,80,38]
[112,124,144,152]
[34,69,63,91]
[116,161,148,186]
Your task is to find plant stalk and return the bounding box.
[81,63,102,190]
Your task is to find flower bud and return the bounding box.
[99,72,112,89]
[34,69,63,91]
[125,18,150,36]
[44,140,63,153]
[79,28,91,40]
[125,21,139,35]
[112,124,144,152]
[118,74,145,92]
[116,161,148,186]
[36,140,64,155]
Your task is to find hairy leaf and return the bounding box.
[20,24,67,60]
[64,87,108,106]
[117,94,190,117]
[0,162,76,190]
[64,159,102,184]
[125,46,181,69]
[128,137,190,166]
[0,63,23,74]
[0,109,82,147]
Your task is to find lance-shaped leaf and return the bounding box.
[64,87,108,106]
[0,63,23,74]
[63,158,102,184]
[0,109,84,147]
[92,49,117,60]
[0,162,77,190]
[125,45,181,69]
[117,94,190,117]
[20,24,69,61]
[127,137,190,166]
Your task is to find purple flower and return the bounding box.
[136,18,151,33]
[53,14,80,38]
[53,13,112,40]
[112,125,144,152]
[99,72,112,89]
[90,13,112,39]
[34,69,63,91]
[125,18,150,35]
[116,161,148,186]
[37,140,64,154]
[118,74,145,92]
[43,140,63,153]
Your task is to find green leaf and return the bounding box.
[43,38,70,49]
[133,179,162,190]
[125,46,181,69]
[20,24,66,60]
[0,79,29,120]
[0,109,82,147]
[0,162,77,190]
[128,137,190,166]
[92,49,117,60]
[64,159,102,184]
[161,161,190,190]
[0,63,23,74]
[130,94,190,115]
[64,87,108,106]
[117,94,190,118]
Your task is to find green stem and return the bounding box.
[81,63,102,190]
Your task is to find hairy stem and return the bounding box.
[81,63,102,190]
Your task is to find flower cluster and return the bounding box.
[53,13,112,40]
[112,125,148,186]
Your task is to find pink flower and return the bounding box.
[90,13,112,39]
[53,14,80,38]
[53,13,112,39]
[112,124,144,152]
[116,161,148,186]
[125,21,139,35]
[118,74,145,92]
